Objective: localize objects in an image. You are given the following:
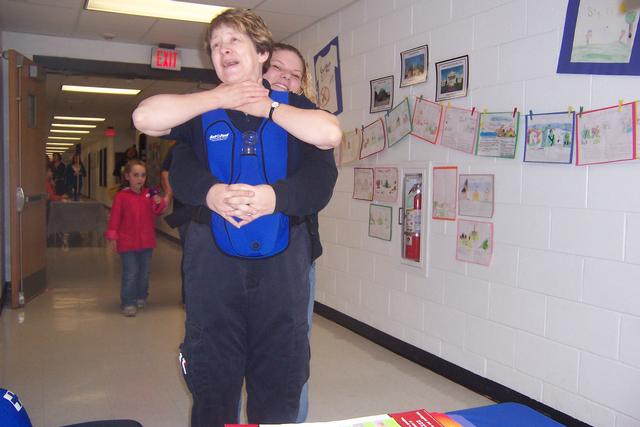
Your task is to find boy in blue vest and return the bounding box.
[132,8,341,427]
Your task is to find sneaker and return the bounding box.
[136,299,145,309]
[121,306,137,317]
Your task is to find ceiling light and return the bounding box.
[50,129,90,134]
[54,116,105,121]
[85,0,231,23]
[62,85,141,95]
[47,142,75,146]
[48,136,81,140]
[52,123,97,128]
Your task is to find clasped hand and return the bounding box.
[206,183,276,228]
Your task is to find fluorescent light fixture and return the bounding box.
[86,0,231,23]
[48,136,81,140]
[47,143,76,146]
[52,123,97,128]
[50,129,90,134]
[54,116,105,121]
[62,85,141,95]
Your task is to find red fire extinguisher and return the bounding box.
[404,183,422,262]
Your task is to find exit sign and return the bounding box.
[151,47,181,71]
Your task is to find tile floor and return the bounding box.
[0,237,492,427]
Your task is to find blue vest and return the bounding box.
[202,91,289,258]
[0,389,32,427]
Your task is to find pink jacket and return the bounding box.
[105,187,165,253]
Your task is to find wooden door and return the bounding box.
[7,50,47,307]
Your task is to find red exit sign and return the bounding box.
[151,47,181,71]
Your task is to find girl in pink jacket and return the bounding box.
[105,159,165,317]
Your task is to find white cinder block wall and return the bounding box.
[284,1,640,426]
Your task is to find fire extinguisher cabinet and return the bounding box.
[401,172,424,264]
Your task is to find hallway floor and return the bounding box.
[1,237,491,427]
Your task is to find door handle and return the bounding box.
[16,187,25,212]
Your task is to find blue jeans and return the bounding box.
[120,248,152,308]
[296,262,316,422]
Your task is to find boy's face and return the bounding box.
[209,24,268,84]
[125,165,146,193]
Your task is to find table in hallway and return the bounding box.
[47,200,108,246]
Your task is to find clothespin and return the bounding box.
[579,106,584,118]
[529,110,534,120]
[567,106,573,117]
[471,106,476,116]
[447,101,451,109]
[618,99,624,112]
[483,108,488,114]
[512,107,518,118]
[419,94,424,102]
[354,127,358,135]
[361,124,365,133]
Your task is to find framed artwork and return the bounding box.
[475,111,520,159]
[456,220,493,266]
[524,111,575,164]
[440,105,479,154]
[435,55,469,101]
[557,0,640,76]
[360,118,386,159]
[411,96,444,144]
[353,167,374,201]
[432,166,457,221]
[458,174,495,218]
[385,98,412,147]
[374,167,398,203]
[369,204,393,241]
[314,36,343,114]
[370,75,394,113]
[575,102,636,165]
[341,128,362,165]
[400,45,428,87]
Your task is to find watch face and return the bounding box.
[272,101,280,108]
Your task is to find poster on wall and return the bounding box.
[576,102,636,165]
[368,204,393,241]
[341,128,362,165]
[400,45,428,87]
[432,166,457,221]
[353,167,374,201]
[314,36,343,115]
[435,55,469,102]
[475,111,520,159]
[440,106,479,154]
[524,111,575,164]
[557,0,640,75]
[374,167,398,202]
[458,174,495,218]
[385,98,412,147]
[370,75,394,113]
[456,219,493,266]
[360,118,386,159]
[411,97,443,144]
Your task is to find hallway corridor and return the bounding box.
[1,237,491,427]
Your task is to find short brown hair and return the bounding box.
[207,9,273,57]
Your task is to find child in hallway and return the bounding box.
[105,159,165,317]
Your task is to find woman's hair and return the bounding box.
[52,153,62,162]
[206,9,272,57]
[71,153,82,164]
[269,43,317,103]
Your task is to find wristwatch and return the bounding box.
[268,100,280,121]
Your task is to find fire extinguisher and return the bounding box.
[404,183,422,262]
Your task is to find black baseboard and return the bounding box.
[314,302,591,427]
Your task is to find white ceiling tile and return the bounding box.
[259,0,357,18]
[255,10,318,34]
[74,9,156,43]
[0,0,80,36]
[142,20,209,50]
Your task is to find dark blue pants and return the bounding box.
[180,222,311,427]
[119,249,152,308]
